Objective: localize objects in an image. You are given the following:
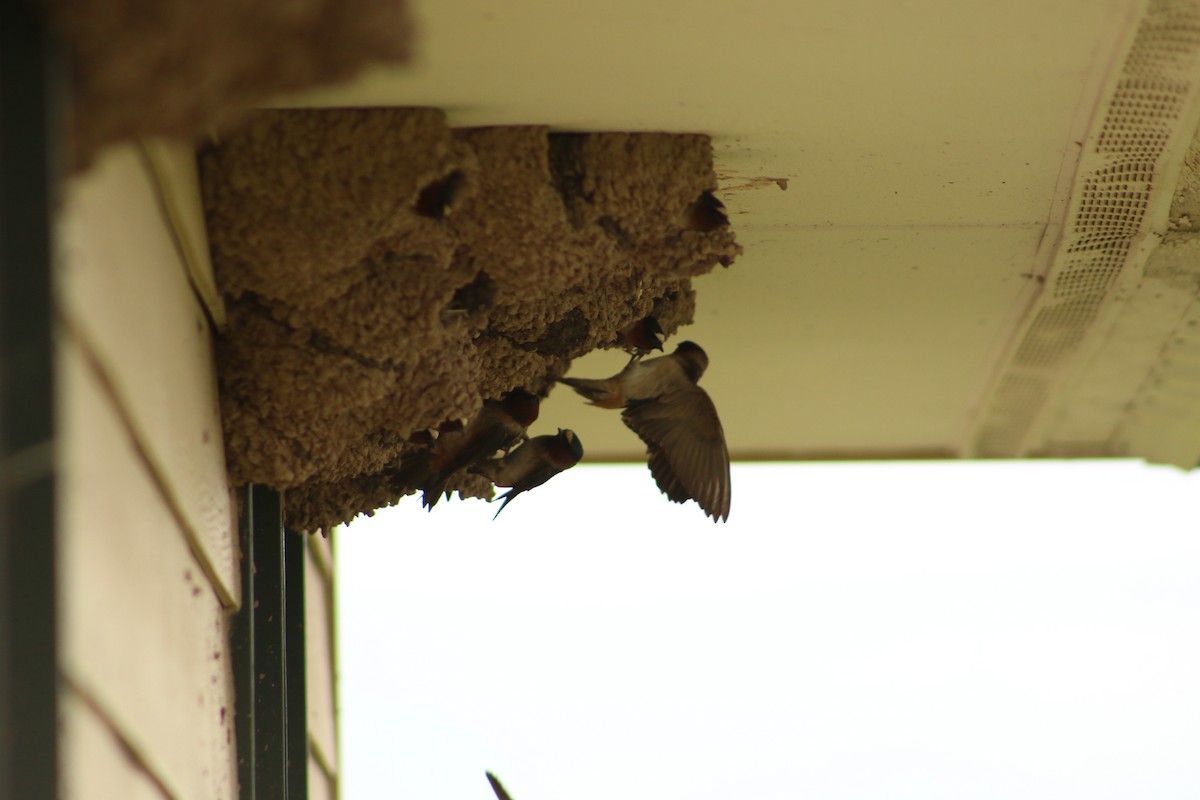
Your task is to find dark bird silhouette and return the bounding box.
[473,429,583,518]
[560,341,730,521]
[413,169,465,219]
[687,190,730,232]
[486,772,514,800]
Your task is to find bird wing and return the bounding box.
[423,426,512,510]
[435,422,516,478]
[507,457,565,494]
[489,449,563,517]
[486,772,514,800]
[621,387,731,522]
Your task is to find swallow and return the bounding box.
[687,190,729,232]
[615,315,664,360]
[422,389,540,508]
[560,341,730,521]
[472,429,583,518]
[390,390,539,509]
[486,772,514,800]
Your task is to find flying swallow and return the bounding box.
[390,390,539,509]
[687,190,730,232]
[486,772,514,800]
[473,429,583,518]
[560,341,730,521]
[616,315,664,360]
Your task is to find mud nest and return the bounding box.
[199,108,741,531]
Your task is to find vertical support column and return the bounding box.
[232,487,258,799]
[252,486,288,795]
[285,528,309,797]
[234,486,309,799]
[0,2,60,798]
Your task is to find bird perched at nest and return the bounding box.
[615,315,664,361]
[473,429,583,518]
[559,341,730,522]
[390,389,540,509]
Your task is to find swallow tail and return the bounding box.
[491,488,519,519]
[560,377,620,406]
[387,452,434,496]
[421,478,447,510]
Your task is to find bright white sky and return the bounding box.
[337,461,1200,800]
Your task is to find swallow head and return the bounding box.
[642,316,665,351]
[674,341,709,383]
[617,315,665,355]
[499,389,540,427]
[556,428,584,462]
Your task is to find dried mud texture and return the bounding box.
[47,0,411,171]
[199,108,740,532]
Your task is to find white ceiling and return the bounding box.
[279,0,1200,464]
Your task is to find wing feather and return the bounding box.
[486,772,514,800]
[622,387,731,521]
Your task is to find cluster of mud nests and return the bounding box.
[199,108,740,532]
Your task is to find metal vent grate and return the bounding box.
[972,0,1200,456]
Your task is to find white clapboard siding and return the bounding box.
[309,752,336,800]
[58,144,238,607]
[140,139,228,330]
[309,531,334,584]
[61,689,169,800]
[306,543,339,774]
[60,336,239,800]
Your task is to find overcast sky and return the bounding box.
[337,461,1200,799]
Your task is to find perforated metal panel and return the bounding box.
[971,0,1200,456]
